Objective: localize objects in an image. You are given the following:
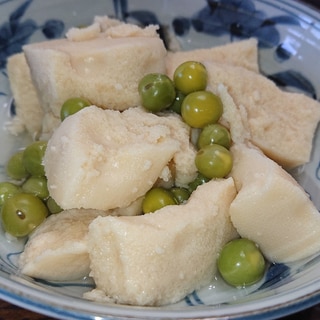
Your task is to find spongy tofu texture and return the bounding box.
[229,143,320,263]
[85,178,237,306]
[6,53,43,137]
[19,208,106,281]
[44,106,196,210]
[23,36,167,117]
[204,61,320,168]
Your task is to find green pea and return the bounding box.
[142,187,177,214]
[138,73,176,113]
[195,144,233,179]
[197,124,232,149]
[46,196,63,214]
[170,187,190,204]
[169,90,185,114]
[181,91,223,128]
[1,193,49,237]
[173,61,208,95]
[22,141,47,177]
[0,182,21,207]
[22,176,49,200]
[187,173,210,193]
[60,97,91,121]
[218,238,266,287]
[6,151,29,180]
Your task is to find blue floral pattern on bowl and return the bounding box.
[0,0,64,70]
[0,0,318,98]
[116,0,317,98]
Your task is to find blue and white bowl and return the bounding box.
[0,1,320,319]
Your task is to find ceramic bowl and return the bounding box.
[0,0,320,319]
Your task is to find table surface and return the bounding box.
[1,0,320,319]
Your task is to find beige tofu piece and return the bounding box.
[6,53,43,138]
[216,83,250,144]
[229,143,320,262]
[204,61,320,168]
[19,208,106,281]
[166,38,259,77]
[66,16,158,41]
[44,106,196,210]
[85,178,237,306]
[6,19,166,139]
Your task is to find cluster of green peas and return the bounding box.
[138,61,233,213]
[0,141,62,237]
[139,61,266,288]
